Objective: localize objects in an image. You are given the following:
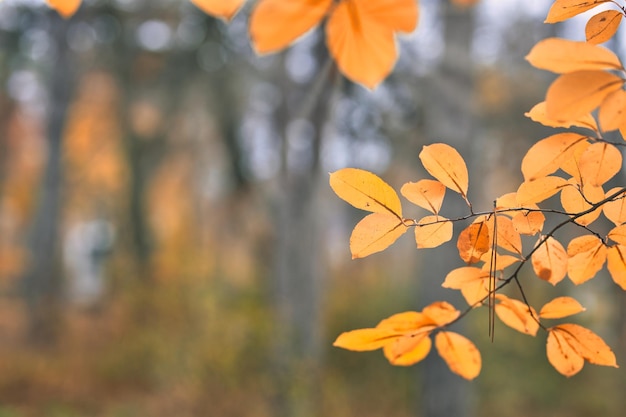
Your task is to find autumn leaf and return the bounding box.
[333,328,406,351]
[249,0,333,53]
[495,294,539,336]
[457,221,490,264]
[521,133,589,181]
[442,266,490,306]
[414,216,453,249]
[350,213,408,259]
[540,297,585,319]
[578,142,622,186]
[512,209,545,236]
[435,331,481,380]
[486,216,523,255]
[190,0,246,20]
[599,89,626,132]
[526,38,622,73]
[586,10,623,44]
[525,102,598,131]
[567,235,607,284]
[516,176,568,205]
[546,328,585,376]
[555,324,618,367]
[560,140,591,183]
[330,168,403,218]
[46,0,82,17]
[326,0,419,89]
[422,301,460,326]
[479,250,520,272]
[401,179,446,214]
[607,225,626,245]
[384,333,432,366]
[546,70,623,121]
[419,143,469,199]
[560,179,604,226]
[603,187,626,225]
[531,236,568,285]
[545,0,611,24]
[607,245,626,290]
[377,311,433,331]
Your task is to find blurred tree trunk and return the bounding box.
[417,1,477,416]
[271,41,334,417]
[21,15,75,344]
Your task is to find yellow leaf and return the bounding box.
[521,133,589,181]
[249,0,333,53]
[190,0,245,20]
[531,236,568,285]
[560,179,604,226]
[494,294,539,336]
[547,328,585,377]
[556,323,618,367]
[603,187,626,225]
[330,168,403,217]
[326,0,418,89]
[377,311,435,332]
[526,38,622,73]
[599,89,626,132]
[435,331,481,380]
[457,221,490,264]
[401,179,446,214]
[525,101,598,131]
[494,192,519,213]
[546,70,623,121]
[567,235,607,284]
[560,140,591,183]
[442,267,490,306]
[578,142,622,186]
[607,245,626,290]
[545,0,611,24]
[512,210,545,235]
[333,327,404,351]
[419,143,469,198]
[46,0,81,17]
[422,301,460,326]
[608,225,626,245]
[414,216,453,249]
[350,213,408,259]
[540,297,586,319]
[384,333,432,366]
[586,10,623,44]
[516,176,568,205]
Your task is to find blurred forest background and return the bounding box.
[0,0,625,416]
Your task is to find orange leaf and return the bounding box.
[607,245,626,290]
[560,140,591,183]
[578,142,622,186]
[419,143,469,198]
[556,323,618,367]
[384,333,432,366]
[190,0,245,20]
[599,89,626,132]
[560,179,604,226]
[333,327,404,351]
[539,297,586,319]
[457,221,490,264]
[401,179,446,214]
[567,235,607,284]
[608,225,626,245]
[350,213,408,259]
[249,0,332,53]
[479,250,520,271]
[494,294,539,336]
[512,210,545,235]
[521,133,589,181]
[435,331,481,380]
[546,70,624,121]
[586,10,623,44]
[326,0,418,89]
[526,38,622,73]
[516,176,568,205]
[487,216,523,255]
[531,235,568,285]
[545,0,611,23]
[422,301,460,326]
[547,328,585,376]
[603,187,626,225]
[525,101,598,131]
[377,311,436,332]
[46,0,82,17]
[330,168,403,217]
[414,216,453,249]
[442,267,490,306]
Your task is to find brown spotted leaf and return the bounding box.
[457,221,490,264]
[586,10,623,44]
[546,0,611,23]
[532,236,568,285]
